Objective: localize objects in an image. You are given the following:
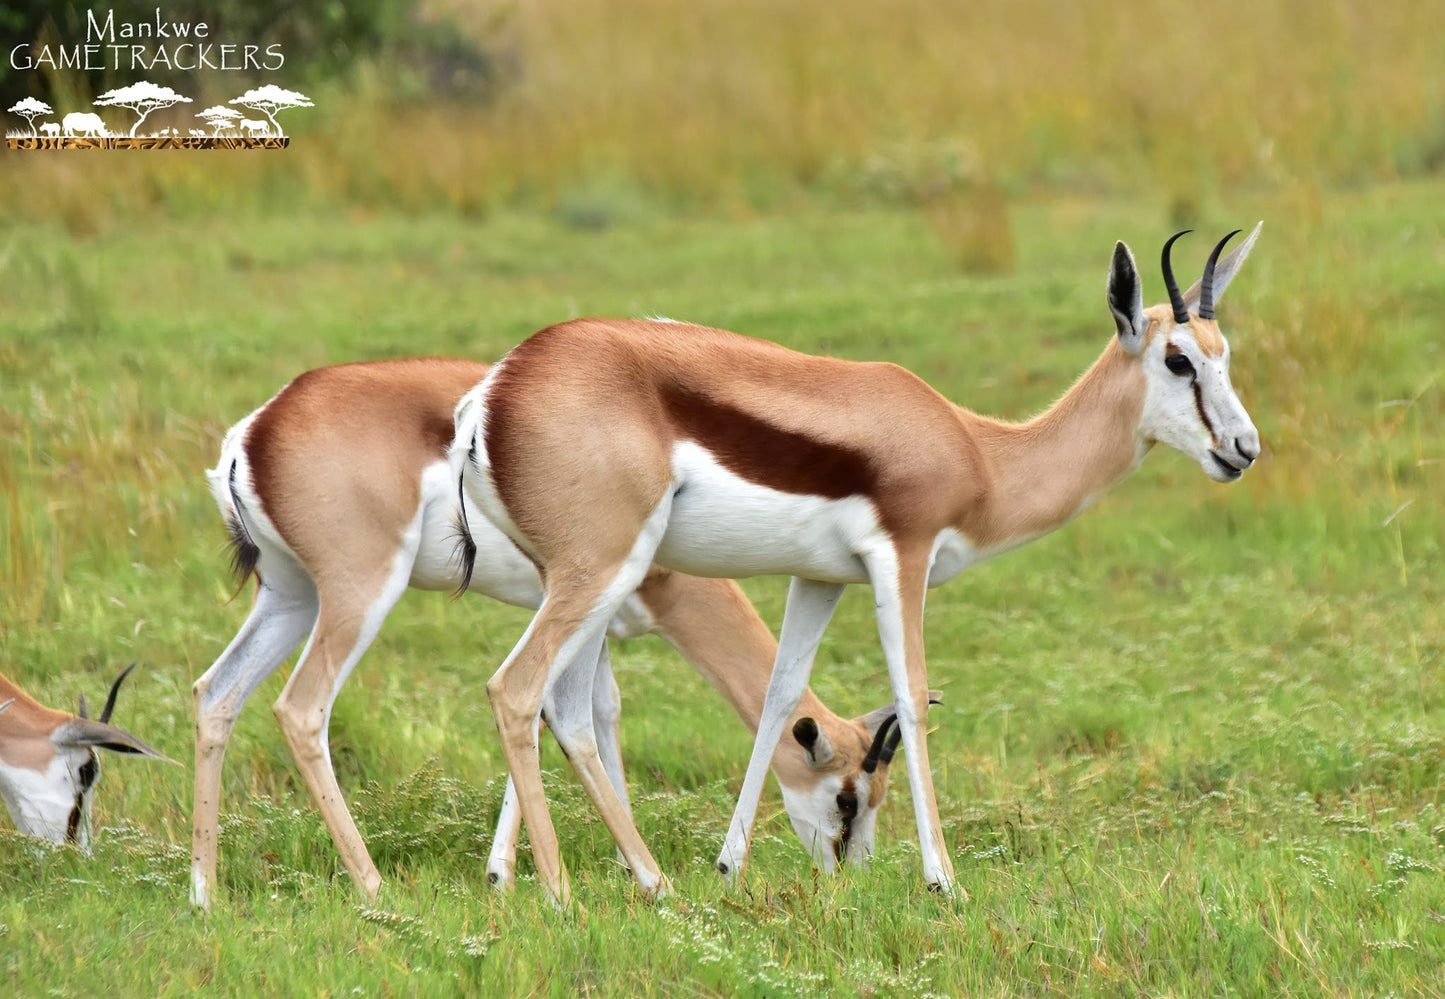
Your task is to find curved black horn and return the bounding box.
[99,662,137,724]
[1197,229,1241,320]
[1161,230,1192,324]
[879,721,905,767]
[78,694,88,719]
[861,714,897,774]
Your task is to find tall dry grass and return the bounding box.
[2,0,1442,231]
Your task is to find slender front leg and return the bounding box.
[865,544,956,895]
[717,576,845,882]
[486,773,526,889]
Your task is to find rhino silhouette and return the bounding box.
[62,112,107,137]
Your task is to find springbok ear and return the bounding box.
[56,719,177,763]
[1183,221,1262,314]
[856,692,943,735]
[1108,241,1147,354]
[792,717,835,767]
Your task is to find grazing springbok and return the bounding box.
[0,666,173,850]
[451,226,1264,901]
[191,358,912,908]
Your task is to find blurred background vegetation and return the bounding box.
[3,2,1444,991]
[2,0,1443,230]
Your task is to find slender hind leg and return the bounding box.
[716,576,845,882]
[589,643,631,821]
[543,634,647,878]
[192,575,317,909]
[487,642,627,890]
[271,556,414,901]
[488,497,672,903]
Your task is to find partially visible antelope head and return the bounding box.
[1108,224,1263,483]
[779,693,942,870]
[0,665,173,850]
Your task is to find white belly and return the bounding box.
[411,462,543,607]
[413,462,658,638]
[654,442,883,583]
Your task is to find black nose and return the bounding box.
[1235,437,1258,464]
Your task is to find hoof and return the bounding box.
[717,861,729,876]
[640,872,673,902]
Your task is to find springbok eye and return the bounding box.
[1164,353,1194,378]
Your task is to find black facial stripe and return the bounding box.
[1192,380,1218,446]
[66,752,100,843]
[835,779,859,862]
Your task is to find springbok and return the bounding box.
[451,226,1264,901]
[0,666,172,850]
[191,358,913,908]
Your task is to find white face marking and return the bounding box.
[655,442,883,582]
[0,747,93,847]
[1139,328,1259,483]
[780,764,897,870]
[780,778,844,870]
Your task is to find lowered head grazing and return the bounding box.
[0,665,174,851]
[778,693,941,870]
[1108,224,1263,483]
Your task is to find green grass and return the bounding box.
[1,179,1443,996]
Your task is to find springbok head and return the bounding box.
[0,665,173,851]
[777,693,942,870]
[1107,224,1263,483]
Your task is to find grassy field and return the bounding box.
[0,175,1442,996]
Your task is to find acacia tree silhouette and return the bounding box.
[196,105,243,136]
[94,82,192,137]
[229,85,313,138]
[7,96,52,136]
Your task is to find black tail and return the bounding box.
[225,460,260,588]
[451,470,477,598]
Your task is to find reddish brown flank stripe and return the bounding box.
[659,383,878,501]
[486,322,881,512]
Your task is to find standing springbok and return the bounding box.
[0,666,173,850]
[191,358,913,908]
[451,226,1263,901]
